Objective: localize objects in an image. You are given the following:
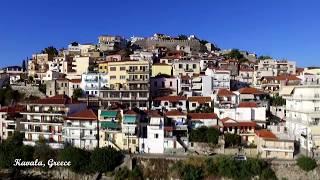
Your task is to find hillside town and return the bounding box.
[1,33,320,161]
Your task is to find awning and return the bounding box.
[123,115,137,123]
[100,111,118,118]
[101,121,120,129]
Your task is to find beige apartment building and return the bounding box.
[255,129,294,159]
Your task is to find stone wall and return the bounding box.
[12,84,46,98]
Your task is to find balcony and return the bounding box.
[23,109,66,115]
[127,69,149,74]
[21,119,64,124]
[261,145,294,152]
[127,79,148,84]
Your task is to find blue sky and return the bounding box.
[0,0,319,67]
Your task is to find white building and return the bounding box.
[188,113,218,129]
[152,96,187,112]
[205,68,231,91]
[139,111,165,154]
[21,95,87,149]
[191,75,214,96]
[80,73,109,96]
[63,109,98,150]
[0,105,25,141]
[284,86,320,155]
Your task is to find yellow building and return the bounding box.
[151,63,172,77]
[98,61,108,73]
[107,60,150,90]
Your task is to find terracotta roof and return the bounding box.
[146,110,162,117]
[255,129,277,140]
[275,75,301,81]
[69,79,81,83]
[304,73,314,75]
[188,113,217,120]
[0,105,25,113]
[166,110,186,116]
[30,95,79,105]
[220,117,236,124]
[188,96,211,104]
[154,96,187,102]
[66,109,97,121]
[217,88,235,97]
[220,118,256,127]
[238,102,257,108]
[124,110,137,115]
[239,87,265,95]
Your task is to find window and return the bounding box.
[99,66,102,69]
[154,134,159,139]
[120,67,126,71]
[179,64,183,69]
[162,82,165,88]
[132,139,136,144]
[110,76,116,80]
[164,102,169,106]
[267,151,271,156]
[193,64,196,69]
[110,67,116,71]
[154,81,157,87]
[315,107,320,112]
[124,140,127,145]
[90,130,92,135]
[192,103,196,107]
[170,81,172,87]
[120,75,126,79]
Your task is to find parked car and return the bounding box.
[234,155,247,161]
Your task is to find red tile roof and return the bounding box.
[124,110,137,115]
[275,75,301,81]
[239,87,265,95]
[154,96,187,102]
[188,96,211,104]
[145,110,162,117]
[255,129,277,140]
[66,109,97,121]
[238,102,257,108]
[0,105,25,113]
[217,88,235,97]
[69,79,81,83]
[166,110,186,116]
[188,113,217,120]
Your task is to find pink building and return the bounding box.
[150,74,181,97]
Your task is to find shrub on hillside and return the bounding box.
[297,156,317,172]
[58,146,91,173]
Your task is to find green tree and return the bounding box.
[224,133,241,147]
[224,49,244,60]
[33,143,56,168]
[270,95,286,106]
[72,88,83,99]
[22,60,26,71]
[58,146,91,173]
[189,127,219,144]
[260,168,277,180]
[38,83,46,94]
[258,55,272,60]
[297,156,317,172]
[182,164,204,180]
[207,127,220,144]
[41,46,58,56]
[89,147,123,173]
